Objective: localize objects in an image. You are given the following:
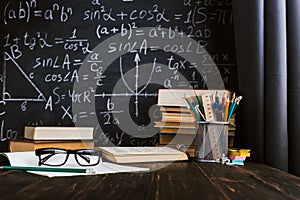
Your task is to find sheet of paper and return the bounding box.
[2,151,149,178]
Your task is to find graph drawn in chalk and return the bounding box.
[95,53,158,117]
[2,51,46,102]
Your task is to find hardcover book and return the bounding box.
[24,126,94,140]
[96,146,188,163]
[9,140,94,152]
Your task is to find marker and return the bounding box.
[0,166,94,174]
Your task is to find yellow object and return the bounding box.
[228,148,251,157]
[239,149,251,157]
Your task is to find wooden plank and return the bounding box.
[195,161,300,199]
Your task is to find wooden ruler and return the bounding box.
[201,93,223,160]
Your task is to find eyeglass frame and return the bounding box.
[35,148,102,167]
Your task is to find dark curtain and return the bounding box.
[232,0,300,176]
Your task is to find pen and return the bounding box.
[0,166,91,173]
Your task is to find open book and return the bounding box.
[0,151,149,178]
[96,146,189,163]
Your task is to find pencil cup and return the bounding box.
[194,121,229,162]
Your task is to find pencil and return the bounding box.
[195,105,206,121]
[0,166,90,173]
[231,96,243,116]
[227,96,242,121]
[230,92,236,104]
[194,91,204,113]
[227,100,236,121]
[223,97,230,122]
[184,95,201,121]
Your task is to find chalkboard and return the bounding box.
[0,0,237,151]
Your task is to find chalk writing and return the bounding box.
[0,0,237,149]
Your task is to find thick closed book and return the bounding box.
[9,140,94,152]
[157,89,230,106]
[96,146,188,163]
[24,126,94,140]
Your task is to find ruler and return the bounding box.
[201,93,223,160]
[201,93,215,121]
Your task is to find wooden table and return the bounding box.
[0,160,299,199]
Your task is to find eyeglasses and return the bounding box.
[35,148,102,167]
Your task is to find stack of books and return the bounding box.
[155,106,196,157]
[9,126,94,152]
[155,89,201,157]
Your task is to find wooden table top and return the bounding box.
[0,160,299,200]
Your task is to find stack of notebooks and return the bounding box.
[155,89,238,157]
[228,148,251,165]
[9,126,94,152]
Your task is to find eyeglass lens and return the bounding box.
[75,149,101,166]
